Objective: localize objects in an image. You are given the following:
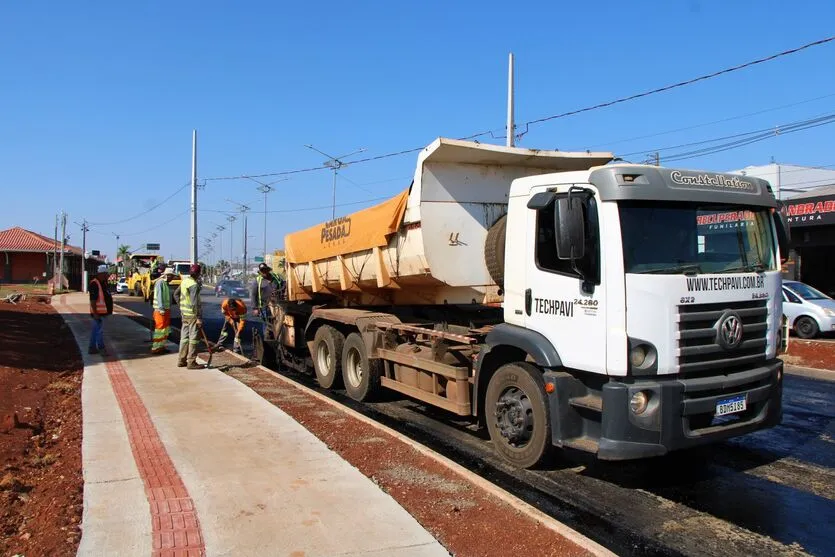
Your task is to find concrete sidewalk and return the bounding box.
[55,293,448,557]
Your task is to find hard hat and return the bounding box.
[258,262,272,272]
[162,267,176,276]
[189,264,201,275]
[96,264,109,274]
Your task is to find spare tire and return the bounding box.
[484,214,507,287]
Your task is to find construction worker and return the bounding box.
[219,297,247,354]
[88,264,113,355]
[174,263,203,369]
[151,268,176,354]
[250,262,284,339]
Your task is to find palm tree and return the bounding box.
[117,245,131,274]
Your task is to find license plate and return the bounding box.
[715,395,747,417]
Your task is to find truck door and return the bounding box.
[524,186,608,374]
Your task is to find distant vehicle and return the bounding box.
[115,278,129,294]
[782,281,835,339]
[215,279,248,298]
[168,260,192,289]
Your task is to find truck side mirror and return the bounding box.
[773,209,790,263]
[554,195,586,260]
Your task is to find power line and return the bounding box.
[201,35,835,183]
[658,115,835,163]
[522,35,835,129]
[585,92,835,150]
[118,211,190,238]
[89,182,190,226]
[199,195,391,215]
[618,112,835,161]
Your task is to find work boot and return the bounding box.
[186,362,203,370]
[177,360,187,368]
[88,347,99,355]
[152,347,171,355]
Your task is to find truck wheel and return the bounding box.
[134,284,142,297]
[795,316,819,339]
[313,325,344,389]
[342,332,382,402]
[484,214,507,288]
[128,288,134,297]
[485,362,551,469]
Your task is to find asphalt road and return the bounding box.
[114,292,835,555]
[115,290,258,353]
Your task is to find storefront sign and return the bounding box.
[782,194,835,227]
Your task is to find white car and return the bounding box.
[115,278,129,294]
[781,281,835,339]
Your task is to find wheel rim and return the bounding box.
[316,342,331,377]
[798,319,814,336]
[345,347,363,388]
[494,386,534,447]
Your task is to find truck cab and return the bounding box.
[483,165,789,461]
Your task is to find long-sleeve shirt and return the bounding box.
[174,279,202,319]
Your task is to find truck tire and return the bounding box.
[342,332,382,402]
[485,362,552,469]
[795,316,819,339]
[312,325,344,389]
[485,214,507,288]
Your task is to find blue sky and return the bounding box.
[2,1,834,262]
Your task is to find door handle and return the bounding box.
[525,288,532,316]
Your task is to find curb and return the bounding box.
[783,364,835,382]
[197,350,615,557]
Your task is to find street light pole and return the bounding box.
[304,144,366,219]
[226,200,250,275]
[243,176,289,261]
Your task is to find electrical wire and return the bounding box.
[585,92,835,150]
[118,211,190,238]
[89,182,190,226]
[617,112,835,161]
[201,36,835,182]
[199,196,391,215]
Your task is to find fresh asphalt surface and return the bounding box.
[115,291,835,556]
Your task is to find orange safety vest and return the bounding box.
[91,278,107,315]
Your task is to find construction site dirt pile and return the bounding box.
[0,299,83,557]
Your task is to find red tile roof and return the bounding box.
[0,226,82,255]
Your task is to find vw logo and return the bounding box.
[716,311,744,350]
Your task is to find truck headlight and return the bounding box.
[630,391,650,415]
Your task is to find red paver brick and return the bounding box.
[63,307,207,557]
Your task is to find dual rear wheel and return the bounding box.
[312,326,382,401]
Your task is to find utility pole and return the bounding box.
[507,52,515,147]
[226,200,249,275]
[215,225,226,274]
[58,211,67,291]
[190,129,198,265]
[53,214,58,280]
[654,152,660,166]
[304,145,366,219]
[76,220,90,292]
[243,176,289,260]
[226,215,236,272]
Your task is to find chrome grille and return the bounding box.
[677,300,768,374]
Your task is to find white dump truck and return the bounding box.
[256,138,790,468]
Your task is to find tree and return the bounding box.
[116,245,131,275]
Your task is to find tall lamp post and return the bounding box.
[304,144,366,219]
[243,176,289,262]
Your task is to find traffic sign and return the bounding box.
[146,243,161,251]
[254,256,264,262]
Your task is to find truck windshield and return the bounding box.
[619,201,776,274]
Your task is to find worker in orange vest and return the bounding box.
[219,297,246,354]
[88,264,114,355]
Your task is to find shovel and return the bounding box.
[197,323,215,368]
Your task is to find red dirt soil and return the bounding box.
[213,352,591,557]
[783,338,835,371]
[0,298,83,557]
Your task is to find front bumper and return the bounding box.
[597,360,783,460]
